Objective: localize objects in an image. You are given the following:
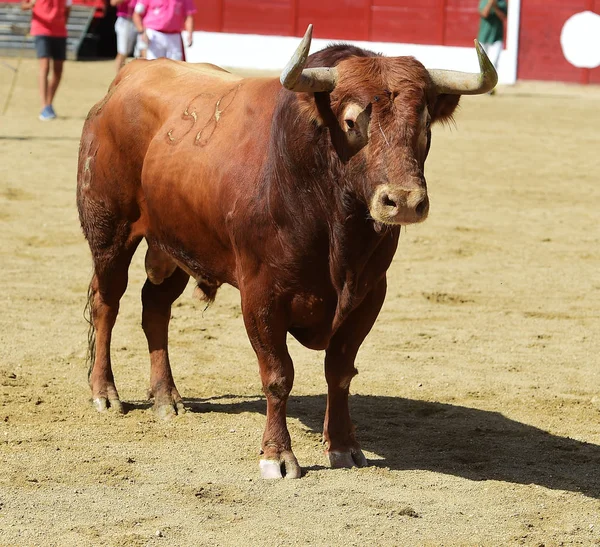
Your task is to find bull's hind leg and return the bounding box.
[323,278,387,468]
[142,245,190,419]
[87,237,141,413]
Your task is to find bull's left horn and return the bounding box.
[428,40,498,95]
[280,24,338,93]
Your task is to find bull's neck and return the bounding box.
[263,92,363,231]
[265,129,397,308]
[261,91,399,302]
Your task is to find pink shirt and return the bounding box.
[30,0,71,37]
[137,0,195,33]
[116,0,136,19]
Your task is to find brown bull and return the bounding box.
[77,25,496,479]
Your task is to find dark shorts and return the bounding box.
[34,36,67,60]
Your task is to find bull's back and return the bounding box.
[79,59,246,174]
[77,60,251,227]
[78,59,281,266]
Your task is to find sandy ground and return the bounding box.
[1,58,599,546]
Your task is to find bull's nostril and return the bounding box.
[382,194,397,208]
[415,197,428,216]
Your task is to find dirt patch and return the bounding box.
[0,59,599,546]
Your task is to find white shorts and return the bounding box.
[145,28,183,61]
[482,40,503,70]
[114,16,137,56]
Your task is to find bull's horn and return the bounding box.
[280,24,338,93]
[428,40,498,95]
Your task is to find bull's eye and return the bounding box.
[373,95,380,102]
[345,119,355,130]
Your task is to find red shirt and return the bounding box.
[30,0,71,38]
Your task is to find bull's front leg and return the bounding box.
[324,278,387,468]
[241,290,301,479]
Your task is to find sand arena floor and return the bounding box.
[1,58,599,546]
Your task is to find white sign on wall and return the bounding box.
[560,11,600,68]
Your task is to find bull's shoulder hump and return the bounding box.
[117,59,243,85]
[183,62,244,82]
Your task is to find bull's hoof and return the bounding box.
[92,396,123,414]
[148,386,185,420]
[154,401,185,421]
[328,448,368,469]
[259,452,302,479]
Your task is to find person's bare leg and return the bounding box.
[38,57,50,109]
[114,53,126,73]
[47,59,64,106]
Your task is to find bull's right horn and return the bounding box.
[428,40,498,95]
[280,24,338,93]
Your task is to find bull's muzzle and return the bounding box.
[369,184,429,225]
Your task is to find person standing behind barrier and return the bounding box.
[111,0,137,72]
[132,0,195,61]
[21,0,71,120]
[478,0,507,94]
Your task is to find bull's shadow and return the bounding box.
[177,394,600,499]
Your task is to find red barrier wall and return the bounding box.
[194,0,480,47]
[8,0,600,83]
[517,0,600,84]
[195,0,600,84]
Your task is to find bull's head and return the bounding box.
[280,25,497,226]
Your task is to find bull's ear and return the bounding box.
[431,94,460,124]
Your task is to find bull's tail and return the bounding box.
[84,276,96,380]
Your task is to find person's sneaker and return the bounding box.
[39,105,56,121]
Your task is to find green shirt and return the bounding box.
[477,0,507,44]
